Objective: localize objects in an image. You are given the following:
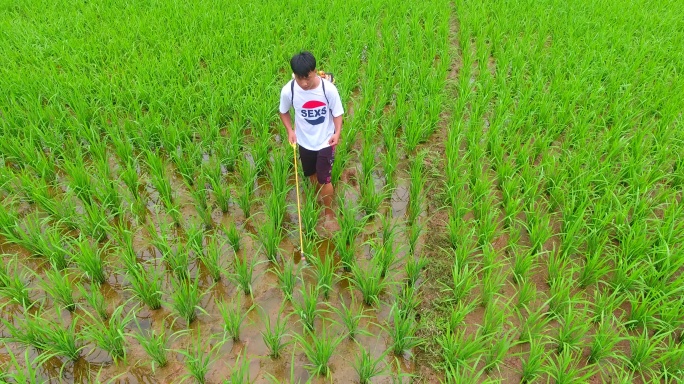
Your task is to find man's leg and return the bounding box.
[316,146,339,232]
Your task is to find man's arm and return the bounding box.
[328,114,342,146]
[280,112,296,145]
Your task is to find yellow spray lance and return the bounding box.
[290,140,305,262]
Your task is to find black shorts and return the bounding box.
[299,145,335,185]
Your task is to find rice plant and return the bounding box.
[230,253,255,295]
[518,304,552,343]
[449,300,477,331]
[69,235,107,284]
[300,180,323,240]
[260,306,290,359]
[295,321,345,377]
[294,283,320,331]
[350,257,389,307]
[78,282,108,320]
[0,346,45,383]
[483,329,516,374]
[334,230,358,272]
[0,256,33,308]
[354,347,387,384]
[131,320,171,373]
[543,348,596,384]
[441,260,477,304]
[520,339,546,383]
[588,316,624,364]
[236,154,258,218]
[406,221,424,257]
[554,304,591,353]
[170,274,206,325]
[312,252,336,300]
[177,329,226,384]
[81,304,135,363]
[7,214,70,270]
[387,302,422,356]
[126,262,163,310]
[200,230,226,282]
[627,328,667,376]
[206,162,231,213]
[404,253,427,286]
[228,349,253,384]
[332,290,370,340]
[223,221,241,252]
[272,260,297,301]
[40,266,76,312]
[336,191,367,246]
[257,212,284,263]
[591,287,626,324]
[217,295,252,341]
[190,182,214,229]
[437,327,485,371]
[145,149,174,205]
[407,150,427,225]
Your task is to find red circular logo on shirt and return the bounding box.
[301,101,327,125]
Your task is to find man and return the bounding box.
[279,51,343,233]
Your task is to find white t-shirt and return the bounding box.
[279,77,344,151]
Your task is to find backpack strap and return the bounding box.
[320,77,332,115]
[291,77,332,115]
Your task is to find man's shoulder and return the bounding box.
[281,80,295,94]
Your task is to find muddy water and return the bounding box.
[0,166,417,383]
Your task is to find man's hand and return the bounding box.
[288,130,297,145]
[328,132,340,147]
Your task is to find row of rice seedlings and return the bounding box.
[92,152,124,218]
[437,327,486,372]
[261,307,290,359]
[236,154,258,219]
[217,295,253,341]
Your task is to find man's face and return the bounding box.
[294,70,318,90]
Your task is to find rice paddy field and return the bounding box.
[1,0,683,382]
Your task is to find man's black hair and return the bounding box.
[290,51,316,78]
